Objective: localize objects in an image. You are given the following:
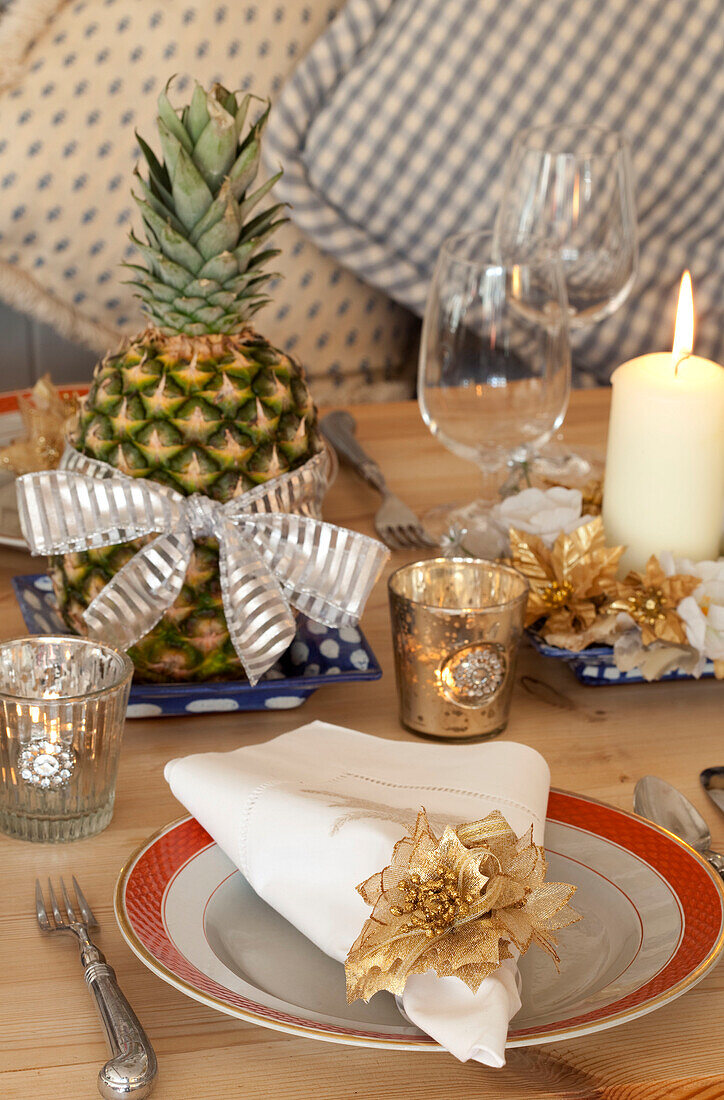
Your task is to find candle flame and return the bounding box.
[672,270,694,362]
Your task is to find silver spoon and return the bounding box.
[633,775,724,877]
[701,767,724,817]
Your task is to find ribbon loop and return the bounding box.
[16,446,388,685]
[84,529,194,652]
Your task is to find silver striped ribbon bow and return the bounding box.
[16,447,389,685]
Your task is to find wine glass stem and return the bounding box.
[477,465,512,503]
[495,458,534,500]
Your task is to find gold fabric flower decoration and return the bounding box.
[0,375,77,475]
[510,517,624,636]
[608,557,701,646]
[580,479,603,516]
[345,809,580,1003]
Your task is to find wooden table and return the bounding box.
[1,391,722,1100]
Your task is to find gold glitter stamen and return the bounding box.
[541,580,574,608]
[390,864,477,938]
[623,587,668,626]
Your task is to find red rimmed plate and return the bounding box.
[0,384,89,549]
[115,790,724,1049]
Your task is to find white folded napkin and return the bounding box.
[164,721,550,1065]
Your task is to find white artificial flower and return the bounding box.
[490,487,594,548]
[613,626,704,680]
[659,552,724,665]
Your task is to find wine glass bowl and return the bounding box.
[494,125,638,327]
[418,229,571,531]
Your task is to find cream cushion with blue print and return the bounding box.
[0,0,417,403]
[267,0,724,381]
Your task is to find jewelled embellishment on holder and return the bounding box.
[439,644,506,707]
[18,740,75,789]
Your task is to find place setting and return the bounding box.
[0,36,722,1100]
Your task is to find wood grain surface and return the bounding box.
[1,390,722,1100]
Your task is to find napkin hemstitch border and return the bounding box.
[238,779,281,880]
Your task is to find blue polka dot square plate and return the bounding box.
[12,573,382,718]
[527,629,715,686]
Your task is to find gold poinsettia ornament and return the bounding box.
[0,375,78,475]
[608,556,700,646]
[345,809,580,1003]
[510,517,624,641]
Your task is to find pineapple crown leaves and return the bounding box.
[125,80,287,336]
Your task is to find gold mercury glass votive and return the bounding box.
[388,559,529,741]
[0,636,133,842]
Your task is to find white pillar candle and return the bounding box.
[603,273,724,573]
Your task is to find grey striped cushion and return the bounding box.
[265,0,724,380]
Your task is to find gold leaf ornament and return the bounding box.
[0,375,78,475]
[510,517,624,635]
[345,809,580,1003]
[580,479,603,516]
[608,556,701,646]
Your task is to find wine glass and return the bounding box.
[493,125,638,326]
[418,229,570,549]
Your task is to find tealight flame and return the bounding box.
[672,270,694,364]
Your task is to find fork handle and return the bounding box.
[320,411,387,494]
[703,849,724,877]
[82,951,158,1099]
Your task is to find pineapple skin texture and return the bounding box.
[51,328,321,682]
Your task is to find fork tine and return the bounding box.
[403,525,429,549]
[47,878,64,926]
[72,876,99,928]
[393,526,415,548]
[35,879,51,931]
[417,528,439,550]
[376,526,401,550]
[60,877,77,923]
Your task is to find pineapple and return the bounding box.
[51,82,321,682]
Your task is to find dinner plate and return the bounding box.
[0,384,90,549]
[115,790,724,1049]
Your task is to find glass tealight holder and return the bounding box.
[388,559,529,741]
[0,636,133,842]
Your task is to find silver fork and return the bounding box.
[35,876,158,1099]
[320,411,438,550]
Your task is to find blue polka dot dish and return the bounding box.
[527,629,715,686]
[13,574,382,718]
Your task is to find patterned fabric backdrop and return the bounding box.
[0,0,418,403]
[266,0,724,380]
